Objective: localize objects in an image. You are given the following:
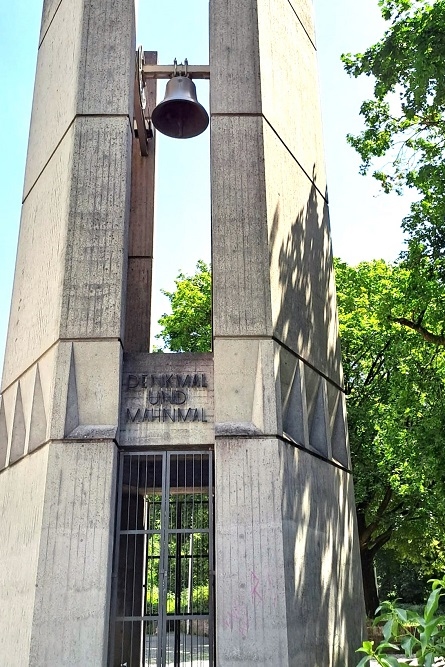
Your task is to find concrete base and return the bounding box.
[0,440,117,666]
[215,437,364,667]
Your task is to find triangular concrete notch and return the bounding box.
[308,378,330,458]
[28,365,48,453]
[331,395,349,468]
[0,398,8,469]
[64,345,79,437]
[282,361,308,446]
[251,343,265,433]
[9,383,26,465]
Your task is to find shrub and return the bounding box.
[356,577,445,666]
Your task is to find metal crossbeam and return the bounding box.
[142,64,210,79]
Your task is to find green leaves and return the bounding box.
[356,578,445,665]
[342,0,445,279]
[356,639,401,666]
[156,260,212,353]
[335,258,445,615]
[424,586,442,622]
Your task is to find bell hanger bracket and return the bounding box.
[142,63,210,80]
[134,47,151,156]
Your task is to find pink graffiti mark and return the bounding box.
[222,602,249,638]
[250,571,263,602]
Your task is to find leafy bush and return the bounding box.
[180,584,209,613]
[357,578,445,666]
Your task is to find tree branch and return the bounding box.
[362,339,393,388]
[359,487,393,548]
[368,526,393,558]
[392,317,445,345]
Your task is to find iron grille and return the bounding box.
[109,451,214,667]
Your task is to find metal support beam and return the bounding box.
[142,64,210,80]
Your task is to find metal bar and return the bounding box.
[115,614,209,622]
[134,60,149,156]
[142,64,210,80]
[110,451,214,666]
[120,529,164,536]
[108,452,125,667]
[166,528,210,535]
[174,499,182,665]
[160,453,169,667]
[208,452,215,667]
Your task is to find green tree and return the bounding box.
[156,260,212,352]
[335,258,445,616]
[341,0,445,359]
[157,259,445,617]
[342,0,445,273]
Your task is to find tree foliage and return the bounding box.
[335,258,445,616]
[157,259,445,616]
[342,0,445,279]
[156,260,212,353]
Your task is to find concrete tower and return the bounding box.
[0,1,365,666]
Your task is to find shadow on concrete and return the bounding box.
[270,173,364,666]
[269,174,342,386]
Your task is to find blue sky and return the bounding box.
[0,0,411,368]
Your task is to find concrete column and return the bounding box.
[210,1,365,665]
[0,0,135,664]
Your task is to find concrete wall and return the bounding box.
[215,439,363,667]
[210,0,365,664]
[0,448,48,666]
[211,0,340,386]
[0,442,117,666]
[29,442,117,666]
[280,444,364,666]
[2,0,134,391]
[1,0,135,465]
[0,0,136,663]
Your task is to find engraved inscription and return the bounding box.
[124,371,209,427]
[126,408,208,423]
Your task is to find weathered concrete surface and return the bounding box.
[62,340,122,438]
[210,0,365,664]
[213,338,279,436]
[287,0,317,43]
[210,0,325,192]
[279,347,350,467]
[211,115,271,339]
[263,121,341,381]
[257,0,326,194]
[29,442,117,667]
[59,117,132,341]
[0,350,55,468]
[2,118,132,393]
[211,115,340,384]
[280,442,364,665]
[215,438,364,667]
[0,0,135,663]
[26,0,134,197]
[0,447,48,666]
[125,51,156,352]
[121,352,214,446]
[0,441,117,667]
[2,126,73,391]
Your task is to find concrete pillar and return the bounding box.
[0,0,365,664]
[210,1,365,665]
[0,0,135,664]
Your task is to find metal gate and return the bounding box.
[110,451,214,667]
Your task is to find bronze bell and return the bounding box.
[151,76,209,139]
